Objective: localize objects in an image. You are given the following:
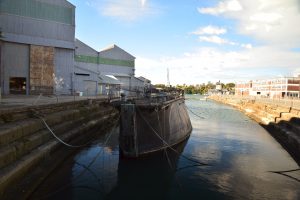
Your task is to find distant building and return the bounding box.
[235,81,252,96]
[216,81,222,90]
[0,0,75,95]
[131,76,151,94]
[74,39,136,96]
[235,76,300,98]
[208,81,229,95]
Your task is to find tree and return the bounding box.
[154,84,166,89]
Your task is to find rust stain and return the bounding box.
[30,45,54,94]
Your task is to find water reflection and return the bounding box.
[106,140,188,200]
[31,95,300,200]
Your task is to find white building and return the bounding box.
[236,76,300,98]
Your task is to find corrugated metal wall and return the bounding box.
[0,0,75,95]
[74,67,99,96]
[0,0,75,48]
[99,45,135,61]
[74,41,136,95]
[2,42,29,95]
[0,0,75,25]
[99,64,134,77]
[54,48,74,94]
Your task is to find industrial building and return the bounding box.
[0,0,75,95]
[74,39,136,96]
[235,76,300,98]
[0,0,149,97]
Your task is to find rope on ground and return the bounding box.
[136,107,209,166]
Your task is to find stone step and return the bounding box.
[0,107,115,169]
[0,104,110,146]
[0,110,118,196]
[0,99,107,124]
[279,112,297,121]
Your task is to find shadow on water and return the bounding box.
[105,140,188,200]
[261,116,300,166]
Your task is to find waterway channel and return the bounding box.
[30,95,300,200]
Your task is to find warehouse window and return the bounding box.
[9,77,26,94]
[75,73,90,76]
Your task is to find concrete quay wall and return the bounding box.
[208,95,300,165]
[0,99,119,199]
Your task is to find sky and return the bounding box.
[68,0,300,85]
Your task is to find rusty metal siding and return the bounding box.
[29,45,54,95]
[54,48,74,95]
[2,42,30,95]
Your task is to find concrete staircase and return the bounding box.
[0,100,118,198]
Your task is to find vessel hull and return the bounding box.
[119,98,192,157]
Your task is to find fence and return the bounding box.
[0,93,110,108]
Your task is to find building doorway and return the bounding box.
[9,77,26,94]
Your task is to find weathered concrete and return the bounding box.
[0,99,119,198]
[209,95,300,165]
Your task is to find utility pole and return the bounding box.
[167,68,170,88]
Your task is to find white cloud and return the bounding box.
[140,0,147,7]
[192,25,227,35]
[198,35,235,45]
[87,0,157,22]
[136,46,300,84]
[198,0,243,15]
[241,43,252,49]
[198,0,300,48]
[250,12,283,24]
[293,68,300,77]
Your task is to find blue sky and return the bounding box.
[69,0,300,85]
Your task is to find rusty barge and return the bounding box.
[119,90,192,157]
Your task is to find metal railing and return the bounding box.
[0,93,110,108]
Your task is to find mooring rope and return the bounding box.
[136,107,209,166]
[268,168,300,183]
[35,114,89,148]
[35,112,119,148]
[37,122,118,200]
[185,105,205,119]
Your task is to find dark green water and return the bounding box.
[31,95,300,200]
